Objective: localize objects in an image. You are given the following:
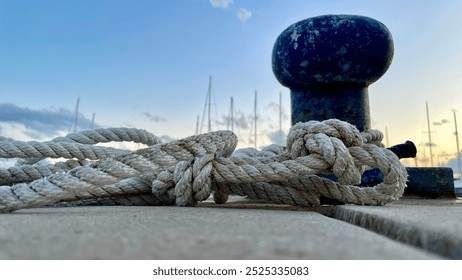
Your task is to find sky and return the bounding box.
[1,0,462,169]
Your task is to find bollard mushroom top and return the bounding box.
[272,14,394,90]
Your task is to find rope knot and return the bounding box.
[152,154,215,206]
[286,119,364,185]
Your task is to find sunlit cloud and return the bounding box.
[237,8,252,22]
[209,0,233,9]
[433,119,450,126]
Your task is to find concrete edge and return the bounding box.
[334,206,461,259]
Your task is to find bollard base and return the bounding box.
[360,167,456,198]
[405,167,455,198]
[319,166,456,204]
[455,187,462,197]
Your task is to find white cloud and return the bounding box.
[0,103,96,141]
[237,8,252,22]
[208,1,252,23]
[209,0,233,9]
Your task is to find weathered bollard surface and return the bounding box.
[272,14,393,131]
[272,14,455,198]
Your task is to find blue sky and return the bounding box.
[1,0,462,167]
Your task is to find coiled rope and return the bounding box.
[0,119,407,213]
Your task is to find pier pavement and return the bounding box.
[0,196,460,259]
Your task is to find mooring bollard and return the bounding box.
[272,14,393,131]
[272,14,455,198]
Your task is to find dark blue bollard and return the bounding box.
[272,14,393,131]
[272,14,456,198]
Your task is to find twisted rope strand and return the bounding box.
[0,127,162,160]
[52,127,162,145]
[0,119,407,213]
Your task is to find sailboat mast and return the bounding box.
[385,126,389,147]
[91,113,95,129]
[69,97,80,134]
[199,76,212,134]
[254,91,257,149]
[230,97,234,132]
[279,91,282,145]
[207,76,212,133]
[454,110,461,179]
[426,101,434,166]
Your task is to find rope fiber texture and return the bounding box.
[0,119,407,213]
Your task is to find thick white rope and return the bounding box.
[0,127,162,184]
[0,119,407,213]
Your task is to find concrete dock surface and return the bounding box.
[0,197,460,260]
